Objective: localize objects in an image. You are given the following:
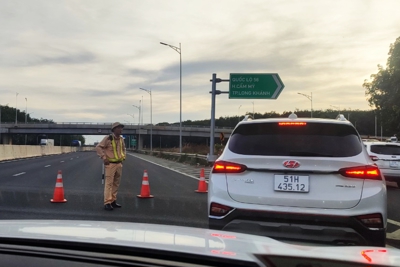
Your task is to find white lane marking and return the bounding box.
[13,172,26,176]
[128,154,206,182]
[60,161,64,163]
[387,229,400,240]
[70,158,74,160]
[386,219,400,241]
[44,165,51,168]
[388,219,400,227]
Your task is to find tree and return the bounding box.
[364,36,400,135]
[0,105,85,145]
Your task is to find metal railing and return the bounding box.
[135,149,208,160]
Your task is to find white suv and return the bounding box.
[364,141,400,187]
[208,114,387,247]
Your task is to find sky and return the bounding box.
[1,0,400,144]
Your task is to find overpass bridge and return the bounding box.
[0,122,389,147]
[0,122,234,147]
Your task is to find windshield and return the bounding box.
[1,0,400,265]
[371,145,400,155]
[229,122,362,157]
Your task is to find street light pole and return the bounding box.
[238,105,242,122]
[0,103,7,144]
[133,104,141,150]
[143,96,144,125]
[330,105,340,116]
[25,97,27,145]
[140,87,152,152]
[298,92,313,118]
[25,98,27,123]
[127,113,134,122]
[0,104,2,144]
[123,120,131,149]
[126,113,135,147]
[15,92,18,124]
[160,41,182,153]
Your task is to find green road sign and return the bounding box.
[131,139,137,146]
[229,73,284,99]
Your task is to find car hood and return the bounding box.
[0,220,399,266]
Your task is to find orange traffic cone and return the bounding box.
[195,168,208,193]
[137,170,154,198]
[51,170,67,203]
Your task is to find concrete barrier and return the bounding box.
[0,145,94,161]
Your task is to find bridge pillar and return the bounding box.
[0,133,12,144]
[138,136,143,150]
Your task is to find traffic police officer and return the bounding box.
[96,122,126,211]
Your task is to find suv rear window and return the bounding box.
[228,122,362,157]
[370,145,400,155]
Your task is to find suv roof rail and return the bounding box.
[288,112,298,119]
[242,115,252,121]
[336,114,347,121]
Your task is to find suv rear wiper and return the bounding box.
[289,151,334,157]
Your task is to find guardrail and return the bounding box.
[135,150,212,166]
[155,151,208,160]
[0,145,214,165]
[0,145,93,161]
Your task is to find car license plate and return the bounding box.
[274,175,309,192]
[389,161,400,168]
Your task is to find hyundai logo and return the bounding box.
[283,160,300,168]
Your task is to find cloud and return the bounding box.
[38,52,96,66]
[7,52,96,68]
[1,0,400,128]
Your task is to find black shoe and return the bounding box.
[111,201,122,208]
[104,204,114,211]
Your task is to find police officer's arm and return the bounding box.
[96,136,110,165]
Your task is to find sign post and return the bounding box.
[131,138,137,147]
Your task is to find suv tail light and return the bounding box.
[357,214,384,229]
[339,165,382,180]
[278,122,307,126]
[210,202,234,217]
[212,161,247,173]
